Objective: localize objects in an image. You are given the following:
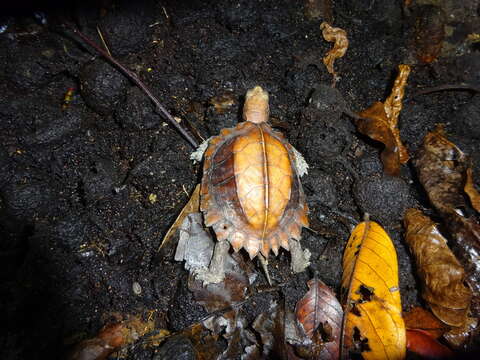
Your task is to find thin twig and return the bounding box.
[413,83,480,97]
[65,23,199,149]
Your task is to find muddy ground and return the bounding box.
[0,0,480,359]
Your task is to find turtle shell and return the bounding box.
[200,121,309,259]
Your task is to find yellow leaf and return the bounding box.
[341,219,406,359]
[158,184,200,250]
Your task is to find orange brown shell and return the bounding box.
[200,121,309,258]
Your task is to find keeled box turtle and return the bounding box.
[189,86,311,284]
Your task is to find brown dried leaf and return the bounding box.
[414,125,467,214]
[403,307,449,339]
[414,126,480,316]
[68,316,163,360]
[442,212,480,316]
[320,22,348,80]
[404,209,472,327]
[159,184,200,250]
[357,65,411,176]
[295,278,342,359]
[465,167,480,212]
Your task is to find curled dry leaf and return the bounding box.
[159,184,200,250]
[465,167,480,213]
[414,126,480,315]
[357,65,411,176]
[295,278,343,359]
[341,219,406,359]
[404,208,472,327]
[442,212,480,315]
[414,125,466,214]
[320,22,348,81]
[406,329,454,359]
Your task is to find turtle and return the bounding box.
[188,86,311,284]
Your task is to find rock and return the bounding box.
[116,86,162,130]
[99,0,156,56]
[80,59,128,115]
[353,175,415,225]
[154,335,195,360]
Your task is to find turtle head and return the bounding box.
[243,86,269,124]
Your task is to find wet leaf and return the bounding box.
[404,209,472,327]
[406,329,454,359]
[443,317,478,349]
[357,65,410,176]
[295,278,342,359]
[465,167,480,213]
[403,307,449,339]
[341,219,406,359]
[320,22,348,82]
[159,184,200,250]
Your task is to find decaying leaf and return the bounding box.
[403,307,449,339]
[413,5,446,64]
[414,125,467,214]
[304,0,333,23]
[341,219,406,359]
[181,323,224,360]
[187,253,250,313]
[465,167,480,213]
[295,278,342,359]
[404,208,472,327]
[442,212,480,316]
[253,300,306,359]
[159,184,200,250]
[414,126,480,315]
[406,329,454,359]
[68,316,165,360]
[357,65,411,176]
[175,212,215,271]
[320,22,348,82]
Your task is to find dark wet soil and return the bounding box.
[1,0,480,359]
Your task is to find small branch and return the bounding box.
[65,23,199,149]
[413,83,480,97]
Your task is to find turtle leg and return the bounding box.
[193,239,230,285]
[289,238,311,273]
